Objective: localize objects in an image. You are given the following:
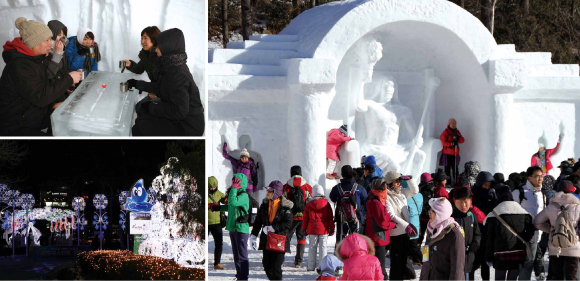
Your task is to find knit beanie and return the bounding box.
[433,168,450,182]
[208,176,218,188]
[240,149,250,158]
[15,17,53,49]
[339,124,347,135]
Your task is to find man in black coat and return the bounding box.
[452,186,482,278]
[0,17,81,136]
[128,28,204,136]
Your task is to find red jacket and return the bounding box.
[440,127,465,156]
[283,175,312,221]
[365,196,396,246]
[316,276,337,281]
[433,185,449,199]
[302,197,334,235]
[531,142,560,174]
[327,129,351,161]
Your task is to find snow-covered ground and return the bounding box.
[208,229,508,280]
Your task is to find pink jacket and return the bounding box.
[336,234,383,280]
[534,192,580,258]
[531,142,559,174]
[326,129,351,161]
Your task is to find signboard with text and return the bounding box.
[129,212,151,234]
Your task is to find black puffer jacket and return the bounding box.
[251,196,293,251]
[132,28,204,136]
[484,201,535,271]
[452,208,481,273]
[0,43,73,135]
[127,48,158,82]
[471,172,498,215]
[46,20,71,84]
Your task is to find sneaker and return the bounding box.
[326,173,334,179]
[214,264,225,270]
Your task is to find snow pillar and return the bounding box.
[284,58,338,188]
[488,59,525,173]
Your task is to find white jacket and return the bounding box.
[386,179,418,236]
[512,180,546,243]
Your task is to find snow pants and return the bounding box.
[326,159,337,174]
[230,232,249,280]
[307,234,328,271]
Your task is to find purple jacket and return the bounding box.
[222,149,258,192]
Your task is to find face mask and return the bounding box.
[540,151,546,156]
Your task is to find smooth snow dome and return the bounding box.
[0,0,206,106]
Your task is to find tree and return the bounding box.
[292,0,300,18]
[222,0,229,47]
[241,0,252,40]
[480,0,497,35]
[0,140,28,184]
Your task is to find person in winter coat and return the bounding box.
[326,125,353,179]
[221,143,258,197]
[419,172,435,245]
[451,186,482,280]
[555,160,573,190]
[302,184,334,271]
[65,27,100,77]
[533,181,580,280]
[420,197,466,280]
[211,173,250,280]
[433,168,450,199]
[512,166,546,280]
[531,134,563,176]
[469,171,498,281]
[335,233,384,280]
[440,118,465,185]
[208,176,226,270]
[283,165,313,268]
[365,179,396,280]
[122,26,161,81]
[46,20,71,88]
[316,254,344,281]
[362,155,383,193]
[484,185,535,280]
[407,180,424,268]
[329,165,368,242]
[0,17,81,136]
[249,180,293,280]
[384,171,418,280]
[129,28,204,136]
[458,161,481,188]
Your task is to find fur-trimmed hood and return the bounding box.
[484,201,530,225]
[335,233,375,260]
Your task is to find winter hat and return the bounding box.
[339,124,348,135]
[495,184,514,204]
[240,148,250,158]
[385,171,402,184]
[538,143,545,148]
[47,20,67,41]
[420,172,433,183]
[265,180,284,200]
[493,173,505,184]
[14,17,53,49]
[318,254,344,277]
[558,180,576,194]
[447,118,457,127]
[433,168,450,182]
[313,184,325,197]
[208,176,218,188]
[427,197,459,239]
[559,161,572,169]
[290,165,302,177]
[542,175,555,191]
[76,27,95,45]
[363,155,383,178]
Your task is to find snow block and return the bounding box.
[526,77,580,89]
[227,40,298,51]
[528,64,579,77]
[207,63,285,76]
[283,58,337,85]
[249,34,299,42]
[211,49,299,65]
[488,59,526,93]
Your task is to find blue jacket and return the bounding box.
[364,155,384,178]
[330,178,368,222]
[407,193,423,239]
[65,36,98,76]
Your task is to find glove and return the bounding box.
[329,229,335,236]
[223,142,228,151]
[486,261,493,267]
[451,141,458,147]
[210,203,221,212]
[231,177,242,189]
[350,137,355,141]
[262,226,274,234]
[126,79,137,89]
[250,235,258,251]
[405,224,417,237]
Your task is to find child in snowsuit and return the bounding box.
[335,233,383,280]
[326,125,353,179]
[302,184,334,271]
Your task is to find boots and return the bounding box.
[214,264,225,270]
[295,243,305,268]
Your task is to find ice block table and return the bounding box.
[51,71,141,136]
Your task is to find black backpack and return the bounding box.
[336,183,359,224]
[288,186,305,215]
[235,190,259,226]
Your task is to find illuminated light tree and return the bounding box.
[93,194,109,250]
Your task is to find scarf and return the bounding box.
[427,217,459,239]
[75,40,101,71]
[371,189,387,206]
[268,198,281,224]
[150,52,187,81]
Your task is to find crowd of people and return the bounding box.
[0,17,204,136]
[208,119,580,281]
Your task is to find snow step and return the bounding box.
[497,44,516,53]
[519,52,552,65]
[208,63,285,76]
[526,76,580,89]
[249,34,299,42]
[226,40,298,51]
[211,49,299,65]
[208,75,287,91]
[528,64,579,77]
[208,49,215,63]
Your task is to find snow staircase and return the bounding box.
[496,44,580,90]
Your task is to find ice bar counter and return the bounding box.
[51,71,141,136]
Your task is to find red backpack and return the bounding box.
[336,183,359,224]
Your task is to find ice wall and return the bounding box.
[0,0,206,107]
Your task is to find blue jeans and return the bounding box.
[230,232,249,281]
[519,241,537,280]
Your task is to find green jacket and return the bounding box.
[208,190,225,225]
[220,173,250,233]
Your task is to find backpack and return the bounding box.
[235,190,259,226]
[289,186,305,215]
[551,203,577,253]
[337,183,359,224]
